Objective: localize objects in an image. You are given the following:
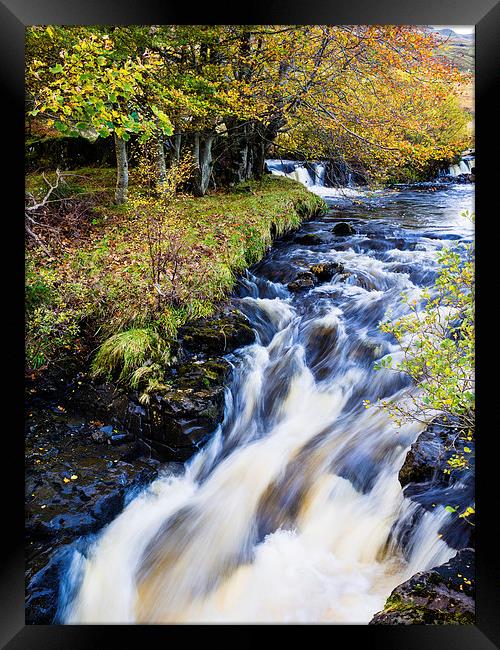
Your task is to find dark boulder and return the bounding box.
[309,262,345,282]
[399,417,472,489]
[332,222,356,236]
[294,233,324,246]
[287,272,316,292]
[397,417,475,550]
[369,548,475,625]
[178,309,255,357]
[128,358,232,461]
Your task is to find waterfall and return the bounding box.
[60,185,474,624]
[266,159,318,187]
[447,154,474,177]
[313,162,326,185]
[265,159,366,200]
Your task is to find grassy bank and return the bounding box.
[26,167,325,392]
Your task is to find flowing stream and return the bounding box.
[61,169,474,624]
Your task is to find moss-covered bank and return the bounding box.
[26,169,326,389]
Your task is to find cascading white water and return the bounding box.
[266,159,316,187]
[266,158,369,199]
[61,182,473,624]
[448,156,474,177]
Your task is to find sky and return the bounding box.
[431,25,474,34]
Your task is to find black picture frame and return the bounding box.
[3,0,499,646]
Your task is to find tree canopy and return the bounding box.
[26,25,471,198]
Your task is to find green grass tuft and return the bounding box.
[91,328,170,385]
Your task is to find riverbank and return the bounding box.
[26,170,325,382]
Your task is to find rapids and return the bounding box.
[60,177,474,624]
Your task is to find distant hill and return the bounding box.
[436,28,474,40]
[428,27,475,73]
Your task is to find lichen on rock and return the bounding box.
[369,548,475,625]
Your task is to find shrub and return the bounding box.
[366,216,474,522]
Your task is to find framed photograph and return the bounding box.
[2,0,498,646]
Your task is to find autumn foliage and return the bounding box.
[26,25,471,195]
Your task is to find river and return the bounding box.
[60,170,474,624]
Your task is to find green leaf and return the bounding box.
[54,120,68,133]
[49,64,64,74]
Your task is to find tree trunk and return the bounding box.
[192,132,215,196]
[114,133,129,204]
[157,135,166,184]
[173,133,181,161]
[215,120,266,186]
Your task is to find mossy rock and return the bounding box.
[332,222,356,236]
[130,357,232,461]
[178,310,255,356]
[175,358,232,391]
[369,548,475,625]
[294,233,324,246]
[309,262,345,282]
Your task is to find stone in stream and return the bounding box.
[130,357,232,460]
[309,261,345,282]
[128,309,256,460]
[287,263,346,292]
[398,416,473,489]
[177,309,256,356]
[332,222,356,236]
[394,415,474,556]
[369,548,475,625]
[287,271,316,292]
[294,233,324,245]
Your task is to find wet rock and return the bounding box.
[26,445,158,544]
[25,543,74,625]
[398,417,471,489]
[129,358,232,461]
[397,417,475,550]
[332,222,356,236]
[287,272,316,292]
[294,233,324,246]
[178,309,255,356]
[369,548,475,625]
[309,262,344,282]
[25,407,161,624]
